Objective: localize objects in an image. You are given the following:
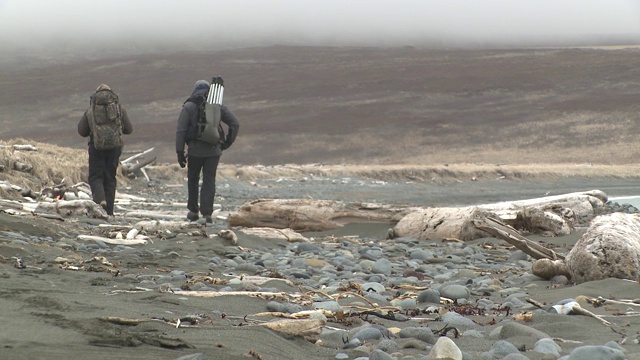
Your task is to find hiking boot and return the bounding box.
[186,211,199,221]
[204,215,213,224]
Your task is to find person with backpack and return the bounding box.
[175,79,239,224]
[78,84,133,216]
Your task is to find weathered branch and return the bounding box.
[473,215,565,260]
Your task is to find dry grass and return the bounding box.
[2,137,640,200]
[0,138,130,197]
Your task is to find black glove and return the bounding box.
[220,142,230,151]
[177,151,187,168]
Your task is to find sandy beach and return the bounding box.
[1,163,639,360]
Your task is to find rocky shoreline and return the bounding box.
[1,170,640,360]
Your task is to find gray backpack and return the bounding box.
[88,89,123,150]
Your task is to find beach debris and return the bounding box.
[238,227,307,243]
[133,219,199,233]
[57,255,121,273]
[257,318,326,342]
[474,216,572,280]
[473,216,565,261]
[228,198,412,231]
[217,229,238,245]
[34,199,107,219]
[120,147,156,179]
[565,212,640,284]
[585,296,640,309]
[13,161,33,173]
[165,290,299,302]
[13,257,25,269]
[246,349,265,360]
[0,144,38,151]
[76,234,148,246]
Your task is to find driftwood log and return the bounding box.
[565,213,640,284]
[393,190,606,241]
[258,318,325,342]
[393,206,493,241]
[76,234,148,246]
[0,144,38,151]
[120,147,156,177]
[34,199,106,219]
[133,220,199,233]
[239,227,310,242]
[228,199,414,232]
[474,216,570,280]
[478,190,607,218]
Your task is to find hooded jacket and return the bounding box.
[175,86,240,157]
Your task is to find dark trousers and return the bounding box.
[187,155,220,216]
[88,146,122,215]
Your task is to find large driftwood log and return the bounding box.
[393,206,493,241]
[392,191,606,241]
[565,213,640,284]
[478,190,607,218]
[120,147,156,177]
[228,199,414,232]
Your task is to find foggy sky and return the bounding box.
[1,0,639,52]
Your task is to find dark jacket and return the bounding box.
[175,87,240,158]
[78,105,133,147]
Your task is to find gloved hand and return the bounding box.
[177,151,187,168]
[220,142,230,151]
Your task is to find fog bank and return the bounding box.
[1,0,640,68]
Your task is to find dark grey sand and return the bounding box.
[1,173,640,360]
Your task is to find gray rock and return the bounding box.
[313,300,343,312]
[391,298,418,310]
[440,284,470,300]
[372,258,393,275]
[417,289,441,304]
[567,345,626,360]
[440,312,476,327]
[490,340,520,358]
[502,354,530,360]
[362,281,386,293]
[499,321,550,340]
[534,338,562,357]
[428,336,463,360]
[352,327,383,341]
[297,242,321,254]
[369,350,395,360]
[398,327,435,344]
[376,339,400,353]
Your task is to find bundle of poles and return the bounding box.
[207,76,224,105]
